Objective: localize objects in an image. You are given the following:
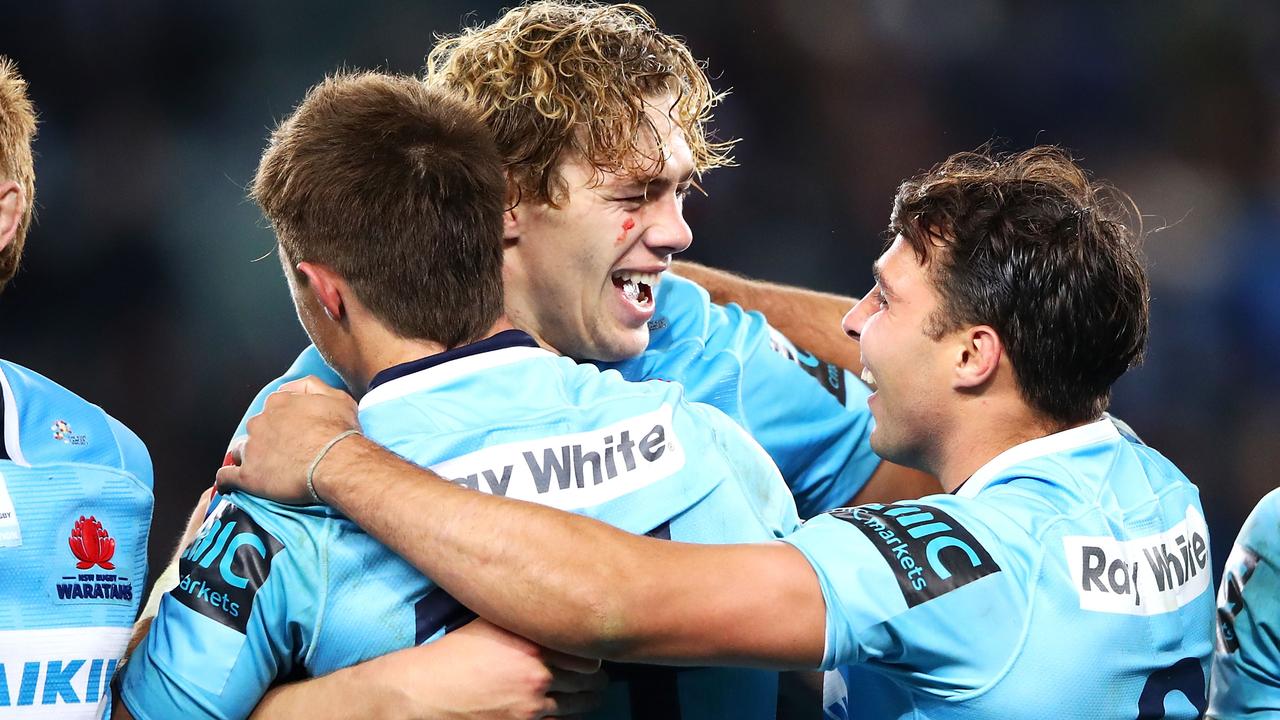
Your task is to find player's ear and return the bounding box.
[502,175,522,244]
[295,261,345,322]
[0,181,25,254]
[953,324,1002,390]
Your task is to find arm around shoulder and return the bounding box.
[672,260,862,373]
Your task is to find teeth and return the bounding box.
[860,367,876,388]
[614,270,661,288]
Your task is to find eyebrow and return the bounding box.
[612,169,696,198]
[871,263,896,299]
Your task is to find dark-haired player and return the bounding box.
[225,146,1214,719]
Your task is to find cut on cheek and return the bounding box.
[615,217,636,245]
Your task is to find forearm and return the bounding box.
[672,260,862,373]
[319,437,657,658]
[251,662,405,720]
[315,437,823,668]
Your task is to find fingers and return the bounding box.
[278,376,352,399]
[547,666,609,694]
[543,687,607,717]
[215,464,242,493]
[543,649,602,675]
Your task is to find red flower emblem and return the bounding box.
[69,515,116,570]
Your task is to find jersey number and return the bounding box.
[1136,657,1205,719]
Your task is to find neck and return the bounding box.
[502,300,561,357]
[334,315,518,398]
[930,403,1071,493]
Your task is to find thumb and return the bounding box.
[543,649,602,674]
[215,464,243,494]
[278,376,345,398]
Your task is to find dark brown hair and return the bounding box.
[426,1,734,206]
[252,72,505,347]
[0,56,37,291]
[891,146,1149,425]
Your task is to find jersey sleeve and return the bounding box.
[104,415,154,492]
[231,345,345,440]
[1210,489,1280,717]
[781,500,1023,693]
[689,401,802,537]
[119,495,324,720]
[736,322,879,517]
[603,275,880,518]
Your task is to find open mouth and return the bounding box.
[612,270,658,307]
[860,367,877,389]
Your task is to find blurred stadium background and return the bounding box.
[2,1,1277,591]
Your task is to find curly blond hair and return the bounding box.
[0,56,37,289]
[426,1,735,205]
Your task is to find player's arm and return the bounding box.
[672,260,862,373]
[219,380,827,669]
[250,619,606,720]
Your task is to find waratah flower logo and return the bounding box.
[69,515,116,570]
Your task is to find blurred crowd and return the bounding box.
[1,0,1276,587]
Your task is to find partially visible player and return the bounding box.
[223,146,1215,719]
[0,57,154,718]
[119,72,802,720]
[1209,487,1280,717]
[228,1,937,519]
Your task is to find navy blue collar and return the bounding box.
[367,330,540,392]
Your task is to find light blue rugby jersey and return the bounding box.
[1209,487,1280,718]
[783,419,1214,719]
[122,331,802,720]
[0,360,154,719]
[231,274,879,518]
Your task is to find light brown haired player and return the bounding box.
[121,70,805,720]
[0,57,154,719]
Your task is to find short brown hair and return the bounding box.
[0,57,37,291]
[891,146,1149,426]
[426,1,735,205]
[252,72,506,347]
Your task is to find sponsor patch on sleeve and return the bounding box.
[1062,505,1210,616]
[1216,542,1259,654]
[827,502,1000,607]
[767,329,848,405]
[170,499,284,634]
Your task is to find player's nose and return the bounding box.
[843,290,876,340]
[642,193,693,257]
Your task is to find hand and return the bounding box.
[365,619,607,720]
[217,376,362,505]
